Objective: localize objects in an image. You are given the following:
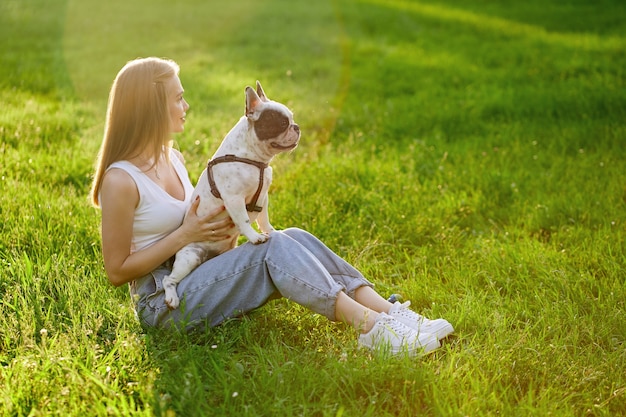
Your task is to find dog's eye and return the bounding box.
[255,110,291,140]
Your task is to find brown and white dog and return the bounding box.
[163,81,300,309]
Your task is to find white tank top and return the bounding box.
[106,150,195,253]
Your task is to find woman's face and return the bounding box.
[167,75,189,133]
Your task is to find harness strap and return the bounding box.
[206,154,268,212]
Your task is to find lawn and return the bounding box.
[1,0,625,415]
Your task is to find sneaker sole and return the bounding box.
[359,336,441,355]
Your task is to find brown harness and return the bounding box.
[206,154,268,212]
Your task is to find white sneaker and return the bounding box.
[358,313,440,355]
[388,301,454,340]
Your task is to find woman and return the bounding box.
[90,57,454,355]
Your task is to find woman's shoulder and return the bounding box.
[102,166,137,191]
[101,167,140,206]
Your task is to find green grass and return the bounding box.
[1,0,625,415]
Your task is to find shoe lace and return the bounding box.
[380,315,414,338]
[393,301,426,323]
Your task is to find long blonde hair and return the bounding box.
[90,57,180,207]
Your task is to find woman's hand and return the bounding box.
[181,196,236,243]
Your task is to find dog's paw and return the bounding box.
[165,296,179,310]
[164,286,180,310]
[249,232,270,244]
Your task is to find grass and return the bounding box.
[1,0,625,415]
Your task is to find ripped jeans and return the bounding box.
[129,228,373,331]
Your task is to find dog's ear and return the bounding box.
[245,86,263,119]
[256,81,269,102]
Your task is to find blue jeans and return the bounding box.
[130,228,373,331]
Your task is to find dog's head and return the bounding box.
[245,81,300,154]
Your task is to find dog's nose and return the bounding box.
[292,124,300,134]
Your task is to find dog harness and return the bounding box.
[206,154,268,212]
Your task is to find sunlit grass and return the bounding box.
[363,0,626,50]
[1,0,625,415]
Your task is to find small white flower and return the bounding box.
[232,392,239,398]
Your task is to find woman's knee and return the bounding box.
[267,228,300,252]
[280,227,311,242]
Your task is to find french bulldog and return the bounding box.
[163,81,300,309]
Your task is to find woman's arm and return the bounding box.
[100,168,233,287]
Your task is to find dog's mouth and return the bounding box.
[271,142,298,150]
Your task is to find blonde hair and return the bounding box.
[90,57,180,207]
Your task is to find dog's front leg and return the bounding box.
[223,195,269,244]
[255,197,275,235]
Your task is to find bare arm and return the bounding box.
[100,168,233,287]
